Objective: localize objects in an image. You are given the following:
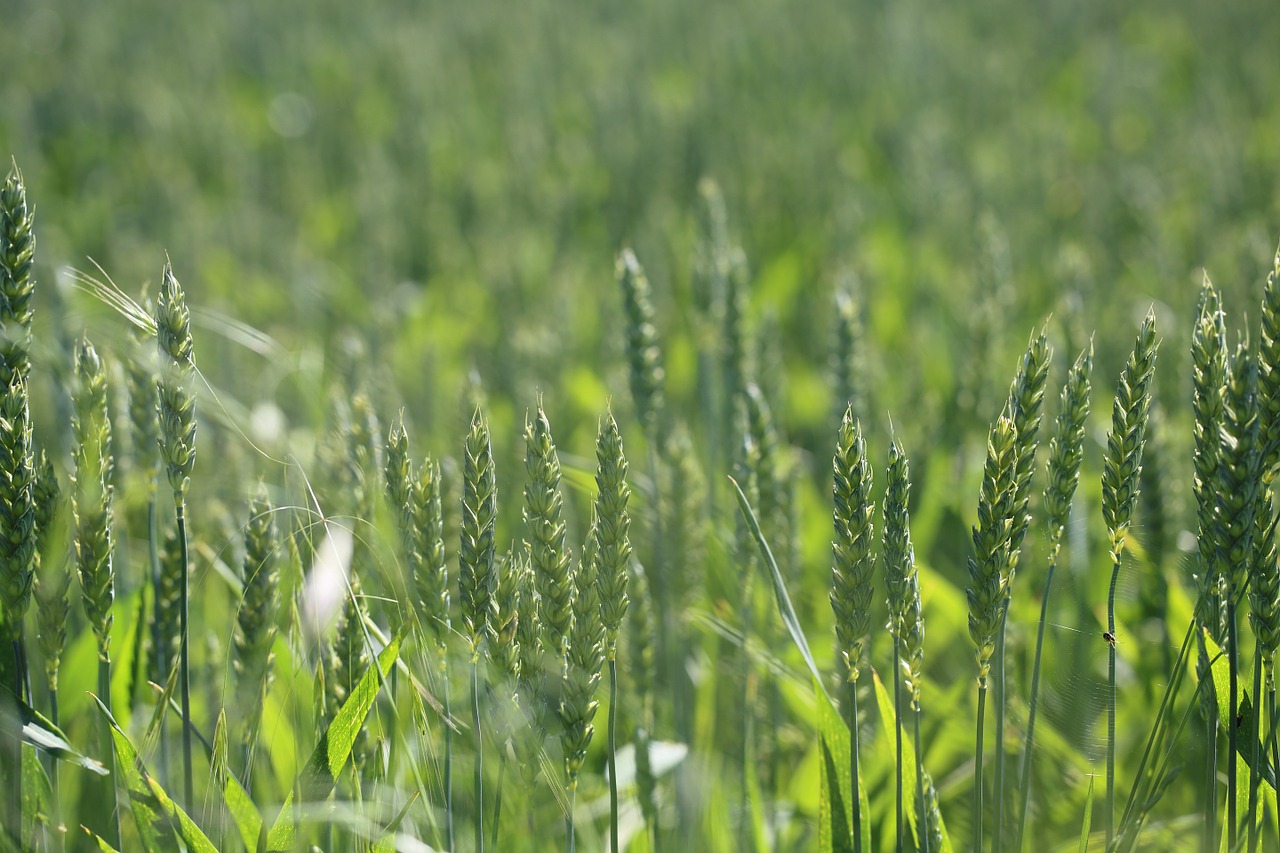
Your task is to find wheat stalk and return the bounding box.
[1016,341,1092,853]
[1102,308,1159,847]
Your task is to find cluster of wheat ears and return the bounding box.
[2,161,1280,852]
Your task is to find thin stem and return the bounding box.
[471,659,483,853]
[1203,634,1219,853]
[147,493,169,784]
[177,499,193,811]
[1016,542,1062,853]
[915,704,928,853]
[993,609,1007,853]
[98,656,121,849]
[847,676,862,853]
[608,659,620,853]
[1228,595,1239,852]
[1106,550,1120,848]
[1269,687,1278,853]
[7,640,22,842]
[893,634,904,852]
[49,687,62,852]
[443,658,455,853]
[491,751,506,849]
[975,682,987,853]
[1249,641,1262,853]
[566,787,577,853]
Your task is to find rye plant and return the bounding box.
[829,406,874,853]
[1101,309,1158,847]
[155,262,197,808]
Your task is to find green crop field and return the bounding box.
[2,0,1280,850]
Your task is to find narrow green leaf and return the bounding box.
[265,630,403,850]
[730,477,828,699]
[222,770,263,853]
[84,828,123,852]
[871,671,954,853]
[22,746,50,846]
[0,691,107,776]
[1079,775,1094,853]
[1204,632,1277,787]
[264,791,294,852]
[816,678,853,853]
[92,694,217,853]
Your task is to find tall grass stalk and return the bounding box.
[0,161,35,841]
[1101,310,1158,847]
[967,415,1019,853]
[993,327,1051,853]
[1215,335,1259,851]
[1192,278,1228,852]
[156,262,196,808]
[461,408,496,853]
[1017,341,1092,853]
[592,412,632,852]
[72,337,119,848]
[830,407,874,853]
[883,433,914,853]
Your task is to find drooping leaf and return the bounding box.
[0,690,107,776]
[93,694,217,853]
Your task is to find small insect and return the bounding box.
[1102,631,1117,648]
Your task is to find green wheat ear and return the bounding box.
[593,410,632,661]
[1044,341,1094,555]
[831,406,874,683]
[1101,309,1159,561]
[1215,337,1260,599]
[156,262,196,503]
[460,407,496,659]
[617,249,667,441]
[524,403,572,662]
[0,375,35,643]
[1004,324,1052,562]
[967,415,1019,684]
[1258,245,1280,472]
[233,487,279,747]
[562,529,605,791]
[0,162,36,388]
[72,337,115,658]
[33,454,69,692]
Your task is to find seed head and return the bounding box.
[459,408,496,659]
[967,416,1019,684]
[593,411,631,660]
[156,263,196,501]
[0,163,35,387]
[0,376,35,642]
[830,408,874,682]
[617,249,667,441]
[524,404,572,662]
[1044,342,1093,557]
[1101,309,1159,561]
